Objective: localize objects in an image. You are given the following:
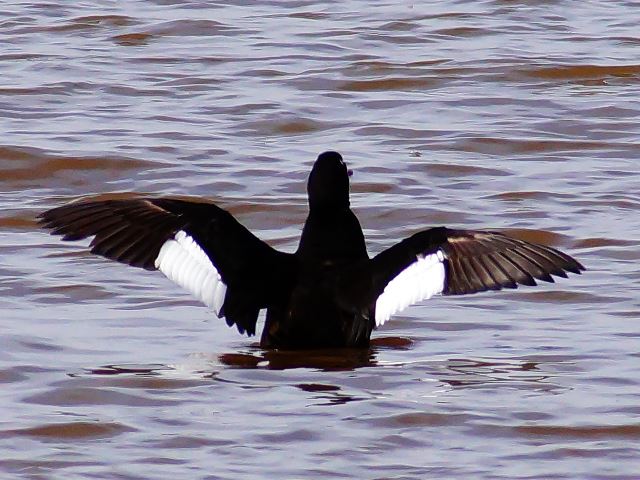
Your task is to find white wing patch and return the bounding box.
[155,230,227,316]
[375,250,446,327]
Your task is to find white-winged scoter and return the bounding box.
[39,151,584,349]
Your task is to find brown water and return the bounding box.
[1,2,639,479]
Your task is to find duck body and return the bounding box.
[39,151,584,350]
[264,204,372,349]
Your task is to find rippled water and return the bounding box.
[2,1,640,479]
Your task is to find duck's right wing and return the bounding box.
[39,198,296,336]
[370,227,584,326]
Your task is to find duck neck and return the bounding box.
[297,205,368,262]
[308,193,350,212]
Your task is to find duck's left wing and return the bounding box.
[370,227,584,327]
[39,197,296,336]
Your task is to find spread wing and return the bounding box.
[370,227,584,326]
[39,198,296,336]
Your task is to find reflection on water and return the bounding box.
[63,350,571,414]
[76,348,565,396]
[218,348,377,371]
[2,0,640,479]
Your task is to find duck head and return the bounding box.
[307,151,352,211]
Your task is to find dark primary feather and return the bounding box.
[40,199,184,270]
[441,230,583,295]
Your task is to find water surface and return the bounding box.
[1,1,639,479]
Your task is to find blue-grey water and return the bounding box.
[1,1,639,479]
